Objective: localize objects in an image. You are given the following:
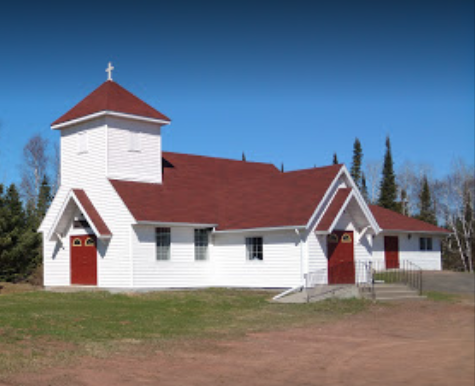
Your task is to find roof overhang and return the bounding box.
[213,225,306,234]
[135,221,218,228]
[47,189,112,242]
[51,110,171,130]
[379,229,451,235]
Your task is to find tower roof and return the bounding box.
[51,81,171,128]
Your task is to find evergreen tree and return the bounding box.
[416,175,437,225]
[0,184,41,282]
[378,136,399,212]
[332,153,339,165]
[280,162,284,173]
[350,138,363,188]
[36,175,52,226]
[242,152,246,162]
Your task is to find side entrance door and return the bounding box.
[384,236,399,269]
[327,230,355,284]
[71,235,97,285]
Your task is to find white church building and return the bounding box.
[39,69,449,290]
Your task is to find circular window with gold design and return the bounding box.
[342,233,352,243]
[328,234,339,243]
[85,237,95,247]
[72,238,82,247]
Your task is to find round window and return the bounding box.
[342,233,352,243]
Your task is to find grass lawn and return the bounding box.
[0,287,369,376]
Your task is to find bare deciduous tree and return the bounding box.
[364,159,381,204]
[435,160,474,272]
[397,161,434,216]
[20,134,49,206]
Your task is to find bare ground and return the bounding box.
[2,300,474,386]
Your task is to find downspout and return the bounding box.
[295,228,305,285]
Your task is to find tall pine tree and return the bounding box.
[378,136,399,212]
[332,153,339,165]
[417,175,437,225]
[350,138,363,189]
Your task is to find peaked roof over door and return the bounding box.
[48,189,112,241]
[51,81,171,127]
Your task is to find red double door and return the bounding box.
[384,236,399,269]
[71,235,97,285]
[327,230,355,284]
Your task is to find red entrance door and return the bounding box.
[384,236,399,269]
[327,230,355,284]
[71,235,97,285]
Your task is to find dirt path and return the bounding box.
[3,300,474,386]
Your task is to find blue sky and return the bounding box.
[0,0,473,186]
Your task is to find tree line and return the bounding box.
[0,135,55,282]
[335,137,474,272]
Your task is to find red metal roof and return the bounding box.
[315,188,351,231]
[52,81,170,126]
[369,205,450,234]
[110,152,342,230]
[73,189,112,237]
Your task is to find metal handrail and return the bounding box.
[304,259,423,301]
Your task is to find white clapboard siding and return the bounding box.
[107,117,162,183]
[131,226,213,288]
[212,231,302,288]
[373,234,442,270]
[43,118,136,288]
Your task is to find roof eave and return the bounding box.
[380,229,451,235]
[51,110,171,130]
[214,225,306,234]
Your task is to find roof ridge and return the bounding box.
[162,151,278,168]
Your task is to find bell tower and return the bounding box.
[50,64,171,187]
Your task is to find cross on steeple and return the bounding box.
[106,62,114,81]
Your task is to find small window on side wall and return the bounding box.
[156,227,171,260]
[194,229,210,261]
[246,237,263,261]
[419,237,433,251]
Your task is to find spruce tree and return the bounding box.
[36,176,52,226]
[378,136,399,212]
[350,138,363,188]
[332,153,339,165]
[417,175,437,225]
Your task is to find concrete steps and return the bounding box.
[362,283,426,301]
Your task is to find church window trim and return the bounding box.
[156,227,171,261]
[77,132,88,154]
[128,131,142,152]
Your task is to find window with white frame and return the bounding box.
[194,229,210,261]
[128,131,141,152]
[246,237,263,261]
[419,237,433,251]
[77,132,88,154]
[156,227,171,260]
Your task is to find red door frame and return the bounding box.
[70,235,97,285]
[327,230,355,284]
[384,236,399,269]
